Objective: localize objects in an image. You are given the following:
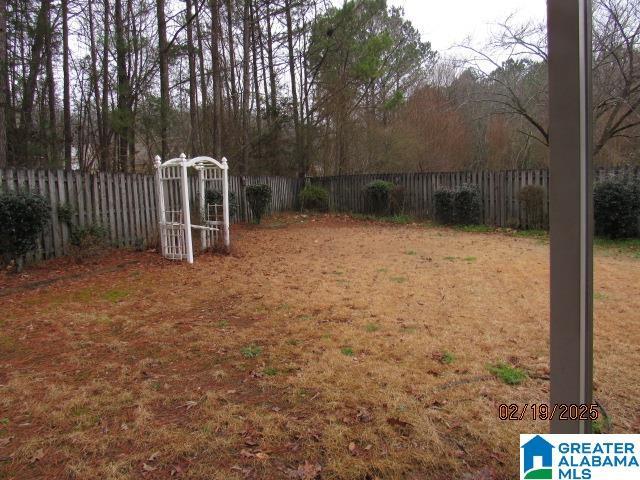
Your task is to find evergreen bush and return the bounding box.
[246,184,272,224]
[453,185,481,225]
[594,177,640,238]
[434,188,455,224]
[0,191,50,271]
[434,185,481,225]
[363,180,395,215]
[299,184,329,212]
[205,189,238,218]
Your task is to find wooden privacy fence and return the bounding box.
[2,167,638,261]
[0,168,302,261]
[310,167,640,228]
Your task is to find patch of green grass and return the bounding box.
[351,213,415,224]
[594,292,608,301]
[263,367,278,376]
[488,363,527,385]
[594,237,640,258]
[0,418,9,426]
[277,303,291,310]
[365,323,380,333]
[390,276,407,284]
[514,229,548,239]
[286,338,300,346]
[443,256,458,261]
[441,352,455,365]
[405,250,417,256]
[298,314,312,321]
[456,224,494,233]
[331,270,344,275]
[216,319,229,328]
[463,256,477,262]
[103,289,129,303]
[376,268,388,273]
[240,345,262,358]
[341,347,355,356]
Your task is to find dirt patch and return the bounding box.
[1,214,638,479]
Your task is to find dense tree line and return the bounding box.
[0,0,638,175]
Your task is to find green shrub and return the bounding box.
[70,224,109,248]
[204,189,238,218]
[519,185,546,230]
[299,184,329,212]
[363,180,395,215]
[57,203,74,224]
[434,185,481,225]
[245,184,272,224]
[434,188,455,224]
[453,185,481,225]
[594,178,640,239]
[0,191,50,271]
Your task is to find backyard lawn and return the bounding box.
[1,214,639,480]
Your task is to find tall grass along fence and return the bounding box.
[0,168,302,261]
[310,168,640,228]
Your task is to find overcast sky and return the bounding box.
[386,0,547,56]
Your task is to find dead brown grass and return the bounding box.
[1,214,639,480]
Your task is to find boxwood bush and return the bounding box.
[594,177,640,239]
[205,189,238,218]
[453,185,481,225]
[363,180,402,216]
[246,184,272,224]
[0,191,50,271]
[299,184,329,212]
[434,185,481,225]
[434,188,455,224]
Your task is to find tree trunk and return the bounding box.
[210,0,223,157]
[284,0,303,177]
[45,3,57,166]
[115,0,130,171]
[241,0,250,174]
[62,0,72,169]
[226,0,239,128]
[157,0,169,160]
[250,0,261,163]
[265,1,277,118]
[0,0,7,168]
[101,0,110,170]
[194,1,209,152]
[185,0,198,154]
[20,0,50,165]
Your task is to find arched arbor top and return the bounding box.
[154,153,229,171]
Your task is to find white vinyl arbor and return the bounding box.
[154,154,230,263]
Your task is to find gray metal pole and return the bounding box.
[547,0,593,434]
